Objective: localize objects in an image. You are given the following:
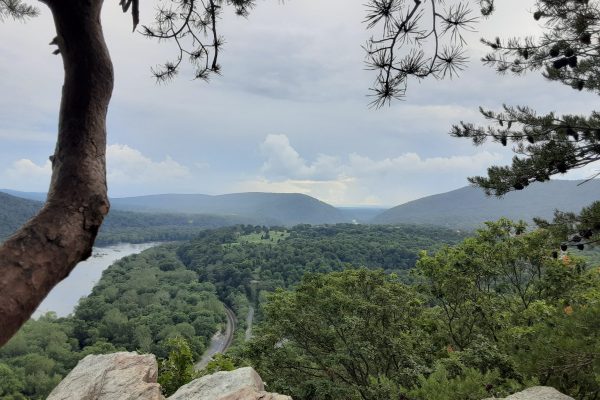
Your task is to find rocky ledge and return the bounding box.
[47,351,573,400]
[47,352,291,400]
[483,386,574,400]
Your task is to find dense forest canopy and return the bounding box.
[0,223,463,399]
[244,220,600,400]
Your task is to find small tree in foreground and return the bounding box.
[157,336,197,396]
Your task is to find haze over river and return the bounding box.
[33,242,158,318]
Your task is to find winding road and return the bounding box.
[194,304,236,371]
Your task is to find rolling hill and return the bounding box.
[108,192,345,225]
[0,190,347,233]
[0,192,42,240]
[373,179,600,230]
[0,192,254,245]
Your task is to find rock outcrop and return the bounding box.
[169,367,291,400]
[484,386,574,400]
[47,352,164,400]
[48,352,291,400]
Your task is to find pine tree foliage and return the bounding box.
[451,0,600,195]
[364,0,495,107]
[535,200,600,251]
[140,0,255,82]
[452,105,600,195]
[0,0,37,20]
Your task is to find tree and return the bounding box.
[244,269,435,400]
[0,0,252,346]
[416,219,584,350]
[414,219,600,398]
[157,336,197,396]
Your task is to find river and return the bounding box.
[33,242,158,318]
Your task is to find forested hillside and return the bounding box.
[375,180,600,229]
[244,221,600,400]
[109,192,347,226]
[2,221,599,399]
[0,192,252,245]
[1,190,347,226]
[176,224,464,298]
[0,224,463,399]
[0,193,41,240]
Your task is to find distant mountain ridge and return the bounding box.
[5,179,600,231]
[0,192,255,245]
[0,190,347,227]
[108,192,345,226]
[0,192,42,240]
[374,179,600,230]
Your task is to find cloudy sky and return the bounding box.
[0,0,599,206]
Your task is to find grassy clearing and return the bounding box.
[223,230,290,248]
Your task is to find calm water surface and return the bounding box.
[33,242,158,318]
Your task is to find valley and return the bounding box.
[1,185,600,399]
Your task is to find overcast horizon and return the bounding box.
[2,0,600,207]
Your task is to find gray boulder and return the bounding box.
[47,352,164,400]
[168,367,291,400]
[484,386,574,400]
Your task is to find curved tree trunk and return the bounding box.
[0,0,113,346]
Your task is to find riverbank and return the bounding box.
[33,242,159,318]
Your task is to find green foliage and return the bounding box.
[0,192,249,245]
[513,272,600,398]
[416,219,584,349]
[0,245,225,399]
[0,313,76,399]
[407,364,505,400]
[451,2,600,195]
[535,200,600,257]
[200,353,237,376]
[9,222,588,400]
[158,337,198,396]
[177,224,464,299]
[245,220,600,400]
[244,269,434,400]
[0,363,24,398]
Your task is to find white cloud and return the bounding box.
[347,151,504,176]
[241,134,507,206]
[107,144,191,184]
[1,144,204,196]
[4,158,52,190]
[260,134,342,180]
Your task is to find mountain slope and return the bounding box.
[0,192,252,244]
[0,192,42,239]
[373,180,600,230]
[0,190,346,230]
[109,192,345,225]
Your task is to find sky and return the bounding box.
[1,0,599,207]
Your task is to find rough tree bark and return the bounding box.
[0,0,113,346]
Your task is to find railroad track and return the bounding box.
[194,303,236,371]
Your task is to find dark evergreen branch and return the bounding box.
[0,0,37,20]
[364,0,491,106]
[451,105,600,195]
[138,0,254,82]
